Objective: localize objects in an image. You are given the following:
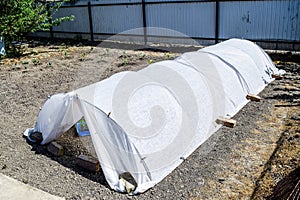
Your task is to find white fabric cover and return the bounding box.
[26,39,282,194]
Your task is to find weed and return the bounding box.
[140,52,146,59]
[22,179,29,184]
[22,61,29,65]
[148,59,153,64]
[123,57,128,66]
[165,53,171,59]
[122,52,128,66]
[80,52,86,61]
[32,59,39,66]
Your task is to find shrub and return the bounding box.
[0,0,74,57]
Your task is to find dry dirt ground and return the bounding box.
[0,41,299,200]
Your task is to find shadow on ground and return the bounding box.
[24,128,111,190]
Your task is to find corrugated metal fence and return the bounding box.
[33,0,300,50]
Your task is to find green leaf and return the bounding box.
[0,0,74,57]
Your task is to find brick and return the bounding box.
[216,117,237,128]
[76,154,100,172]
[272,74,283,80]
[47,141,64,157]
[246,94,262,102]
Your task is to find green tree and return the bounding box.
[0,0,74,57]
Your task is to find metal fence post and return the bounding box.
[88,1,94,42]
[47,4,54,40]
[142,0,147,45]
[215,0,219,44]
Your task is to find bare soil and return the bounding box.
[0,41,299,199]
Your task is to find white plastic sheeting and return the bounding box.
[25,39,283,194]
[0,37,5,55]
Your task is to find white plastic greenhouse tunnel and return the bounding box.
[24,39,284,194]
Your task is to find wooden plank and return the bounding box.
[47,142,64,157]
[272,74,283,80]
[76,154,100,172]
[246,94,262,102]
[216,117,237,128]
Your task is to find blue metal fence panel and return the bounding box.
[146,2,215,38]
[92,4,143,34]
[65,0,141,6]
[219,0,300,41]
[90,0,141,4]
[35,0,299,50]
[53,6,90,33]
[145,0,209,2]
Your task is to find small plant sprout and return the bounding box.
[165,53,171,59]
[105,48,109,53]
[123,57,128,66]
[80,52,86,61]
[148,59,154,64]
[122,52,128,66]
[22,179,29,184]
[140,52,146,59]
[1,164,7,170]
[31,51,38,55]
[32,59,39,66]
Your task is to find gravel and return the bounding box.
[0,43,299,199]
